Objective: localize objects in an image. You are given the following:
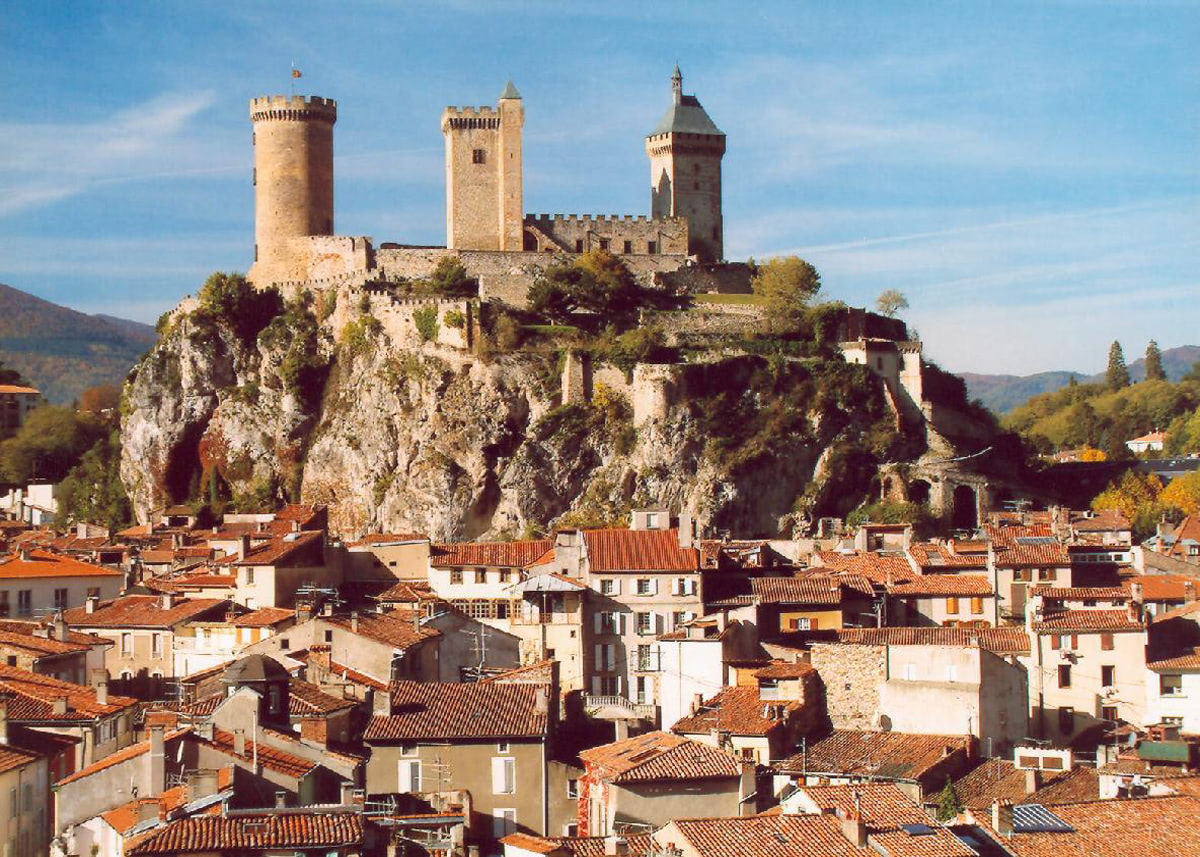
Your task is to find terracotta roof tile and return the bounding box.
[231,607,295,627]
[814,551,914,586]
[202,728,316,779]
[750,576,850,605]
[0,619,109,648]
[993,541,1070,567]
[0,549,123,579]
[665,815,870,857]
[887,575,993,596]
[754,660,816,680]
[101,769,233,834]
[777,730,972,781]
[127,810,362,854]
[346,532,428,547]
[430,539,552,568]
[365,680,549,741]
[287,678,355,716]
[907,544,987,569]
[1148,645,1200,670]
[672,686,803,736]
[1033,609,1145,633]
[582,528,698,572]
[321,611,440,649]
[1030,586,1126,600]
[63,596,230,629]
[1071,510,1131,532]
[0,663,137,722]
[230,530,324,567]
[835,626,1031,654]
[1124,574,1195,602]
[373,580,437,603]
[952,758,1099,809]
[57,728,191,786]
[502,834,653,857]
[579,731,740,783]
[794,782,934,831]
[868,827,975,856]
[0,628,91,657]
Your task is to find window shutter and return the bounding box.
[671,578,682,596]
[615,675,623,695]
[617,614,627,634]
[613,578,622,595]
[685,611,697,623]
[650,578,659,595]
[400,760,420,792]
[594,645,604,671]
[492,756,511,794]
[809,617,819,630]
[606,645,616,672]
[654,612,664,633]
[594,613,603,634]
[591,676,601,694]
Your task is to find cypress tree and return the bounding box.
[935,777,962,821]
[1144,340,1166,382]
[1106,341,1130,391]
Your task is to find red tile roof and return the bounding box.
[974,795,1200,857]
[0,628,91,658]
[287,678,355,716]
[231,530,324,567]
[101,768,233,834]
[1071,510,1131,533]
[579,731,740,783]
[663,815,871,857]
[582,528,699,572]
[994,542,1070,567]
[231,607,295,627]
[365,680,549,741]
[835,626,1031,655]
[1124,574,1194,602]
[1030,586,1126,600]
[63,595,230,629]
[373,580,438,603]
[0,663,137,722]
[794,782,934,831]
[907,544,986,569]
[502,834,653,857]
[754,660,816,680]
[57,728,191,786]
[0,549,123,579]
[430,539,553,568]
[887,575,993,596]
[127,811,362,854]
[1033,609,1145,633]
[952,758,1098,809]
[750,576,853,605]
[672,686,803,736]
[814,551,914,586]
[777,730,972,781]
[1148,646,1200,670]
[320,611,440,649]
[346,532,428,547]
[202,728,316,779]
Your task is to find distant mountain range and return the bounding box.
[0,283,156,404]
[961,345,1200,414]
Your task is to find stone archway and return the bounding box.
[952,484,978,530]
[908,479,932,505]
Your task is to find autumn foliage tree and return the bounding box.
[752,256,822,333]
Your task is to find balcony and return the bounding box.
[583,694,658,722]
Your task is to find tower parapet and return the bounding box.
[248,94,337,285]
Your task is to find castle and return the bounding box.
[246,69,728,299]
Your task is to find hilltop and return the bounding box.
[961,344,1200,413]
[0,283,155,404]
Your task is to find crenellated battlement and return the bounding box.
[442,105,502,130]
[250,94,337,123]
[524,213,686,226]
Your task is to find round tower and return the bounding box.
[248,94,337,284]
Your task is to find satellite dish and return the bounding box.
[878,714,892,732]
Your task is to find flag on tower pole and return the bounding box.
[290,63,302,96]
[292,68,302,79]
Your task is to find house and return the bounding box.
[1126,430,1166,454]
[0,384,39,436]
[885,574,997,627]
[775,730,975,802]
[656,613,762,731]
[0,704,78,857]
[951,755,1099,809]
[1145,605,1200,731]
[731,573,878,636]
[501,832,652,857]
[227,530,333,609]
[364,680,553,850]
[426,538,554,618]
[810,631,1029,755]
[62,594,232,698]
[171,606,294,679]
[0,618,99,685]
[341,532,431,582]
[0,548,124,618]
[670,660,821,764]
[124,809,368,856]
[987,534,1072,624]
[576,731,751,837]
[503,572,589,689]
[0,663,137,768]
[1024,592,1149,742]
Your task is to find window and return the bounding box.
[646,512,660,528]
[279,637,289,649]
[647,241,657,254]
[492,809,516,839]
[1058,665,1071,688]
[575,239,584,253]
[637,644,652,671]
[151,633,162,657]
[1013,569,1031,582]
[946,597,959,615]
[945,665,958,682]
[567,778,579,798]
[0,592,8,617]
[472,148,486,164]
[598,238,610,251]
[4,657,14,667]
[497,741,510,753]
[636,612,653,635]
[16,590,30,617]
[971,597,984,615]
[594,643,616,672]
[1102,705,1118,722]
[1050,635,1061,651]
[903,663,917,680]
[636,578,654,596]
[787,617,813,631]
[1038,568,1056,582]
[474,567,487,584]
[622,240,632,254]
[496,601,509,619]
[324,629,333,643]
[1161,673,1183,696]
[499,569,511,582]
[492,756,515,794]
[635,675,648,704]
[399,759,421,792]
[596,611,620,635]
[121,633,132,655]
[600,579,617,596]
[450,569,463,585]
[245,568,255,585]
[1058,706,1074,733]
[759,679,780,700]
[672,610,688,629]
[53,588,68,610]
[1099,664,1116,687]
[1101,633,1114,651]
[400,743,418,756]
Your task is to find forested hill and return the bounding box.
[0,283,155,404]
[962,345,1200,413]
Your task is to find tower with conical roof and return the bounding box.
[442,81,524,251]
[645,67,726,262]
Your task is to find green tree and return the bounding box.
[426,256,477,296]
[528,250,652,331]
[935,777,962,822]
[752,256,822,333]
[1106,341,1130,391]
[56,431,130,529]
[0,406,104,483]
[874,289,909,318]
[1144,340,1166,382]
[195,272,282,346]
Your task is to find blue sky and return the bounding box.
[1,1,1196,374]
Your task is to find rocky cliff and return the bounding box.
[121,290,923,540]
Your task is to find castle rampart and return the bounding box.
[521,213,688,255]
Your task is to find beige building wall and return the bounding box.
[0,756,49,857]
[0,572,122,619]
[443,89,523,252]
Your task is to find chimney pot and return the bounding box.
[161,592,175,611]
[350,612,359,633]
[52,696,68,716]
[275,790,287,808]
[149,723,166,797]
[840,811,868,847]
[233,728,246,757]
[0,698,8,745]
[92,669,109,706]
[1025,766,1041,794]
[238,534,251,561]
[992,799,1014,838]
[85,595,98,614]
[18,546,31,562]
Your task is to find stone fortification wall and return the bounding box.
[647,304,764,347]
[809,642,885,731]
[558,352,676,427]
[522,214,687,255]
[655,262,753,295]
[329,283,475,352]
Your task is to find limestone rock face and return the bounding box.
[121,300,909,539]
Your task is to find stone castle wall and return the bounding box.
[328,283,474,353]
[809,642,886,731]
[522,214,688,255]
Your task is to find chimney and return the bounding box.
[76,522,87,539]
[840,810,868,848]
[691,693,703,715]
[339,780,361,806]
[534,686,548,716]
[1025,767,1042,795]
[738,758,757,816]
[85,595,98,614]
[18,546,31,562]
[172,532,183,550]
[350,612,359,633]
[677,513,694,550]
[991,799,1014,838]
[149,723,165,797]
[52,696,68,716]
[186,769,219,803]
[1185,580,1196,604]
[603,837,629,856]
[274,790,288,809]
[238,534,251,561]
[321,601,334,617]
[291,520,300,533]
[233,728,246,757]
[161,592,175,611]
[0,698,8,745]
[92,669,109,705]
[54,614,68,641]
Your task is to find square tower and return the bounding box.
[645,67,726,262]
[442,82,524,251]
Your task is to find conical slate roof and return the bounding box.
[499,80,522,99]
[648,69,722,137]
